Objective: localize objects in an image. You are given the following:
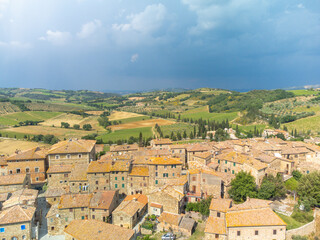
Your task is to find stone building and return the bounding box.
[64,219,135,240]
[187,169,223,202]
[150,138,173,149]
[112,194,148,229]
[47,139,96,166]
[0,205,36,240]
[148,185,185,215]
[0,174,29,193]
[5,147,47,188]
[127,166,149,195]
[47,164,72,188]
[148,157,182,188]
[204,198,286,240]
[68,164,89,193]
[87,161,111,192]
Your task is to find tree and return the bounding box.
[73,124,80,130]
[292,170,303,181]
[183,130,187,139]
[258,175,286,200]
[61,122,70,128]
[214,128,229,142]
[285,177,298,200]
[297,172,320,207]
[83,124,92,131]
[228,171,258,202]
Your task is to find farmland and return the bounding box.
[284,115,320,134]
[0,111,62,126]
[288,89,320,96]
[97,127,153,142]
[181,106,238,122]
[108,111,145,121]
[0,139,49,156]
[0,102,20,114]
[110,118,174,131]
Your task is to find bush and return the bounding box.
[291,211,314,223]
[141,221,154,230]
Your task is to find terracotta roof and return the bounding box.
[6,147,47,161]
[87,161,111,173]
[0,205,36,225]
[244,158,268,171]
[45,186,69,198]
[179,217,196,232]
[3,189,38,209]
[226,208,286,227]
[229,198,272,211]
[46,203,59,218]
[205,216,226,235]
[124,194,148,205]
[64,219,135,240]
[160,185,184,201]
[193,151,212,159]
[187,144,211,152]
[170,144,188,149]
[110,144,139,152]
[149,157,182,165]
[110,160,131,172]
[69,164,88,181]
[48,139,95,154]
[47,164,73,173]
[129,166,149,177]
[209,198,232,212]
[152,138,173,145]
[113,194,147,216]
[58,193,92,209]
[89,191,117,210]
[0,174,26,186]
[166,175,188,186]
[150,203,163,208]
[158,212,181,226]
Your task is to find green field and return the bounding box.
[277,213,305,230]
[161,123,194,136]
[0,111,62,126]
[181,106,238,122]
[284,115,320,134]
[97,127,153,142]
[116,116,151,124]
[288,89,320,96]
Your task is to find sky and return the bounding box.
[0,0,319,92]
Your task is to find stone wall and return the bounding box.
[286,220,315,240]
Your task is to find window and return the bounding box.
[233,162,236,166]
[237,231,241,236]
[155,172,158,177]
[96,181,98,184]
[26,168,30,173]
[155,166,158,170]
[55,155,60,159]
[122,184,125,188]
[224,169,227,173]
[171,165,176,168]
[22,236,26,240]
[192,177,196,181]
[164,166,167,169]
[131,183,133,187]
[36,177,39,181]
[9,170,12,174]
[144,183,147,187]
[21,225,26,230]
[232,170,235,174]
[255,230,258,235]
[218,160,220,163]
[16,168,21,173]
[115,184,118,188]
[225,160,227,164]
[51,227,54,231]
[65,217,68,221]
[217,212,220,217]
[122,177,124,181]
[81,216,85,220]
[155,180,158,185]
[120,217,123,221]
[35,167,39,173]
[115,177,117,180]
[173,173,175,177]
[273,230,277,235]
[0,228,4,233]
[69,209,73,212]
[67,154,71,159]
[78,154,82,158]
[92,215,95,219]
[81,207,84,211]
[215,234,219,238]
[49,174,51,178]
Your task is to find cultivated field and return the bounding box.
[110,119,174,131]
[3,125,92,139]
[0,139,48,156]
[284,115,320,134]
[0,102,20,114]
[108,111,144,121]
[181,106,238,122]
[0,111,62,126]
[85,111,104,115]
[97,127,153,142]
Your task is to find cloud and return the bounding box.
[297,4,305,9]
[39,30,72,46]
[130,53,139,62]
[112,4,166,34]
[0,41,32,49]
[77,19,102,39]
